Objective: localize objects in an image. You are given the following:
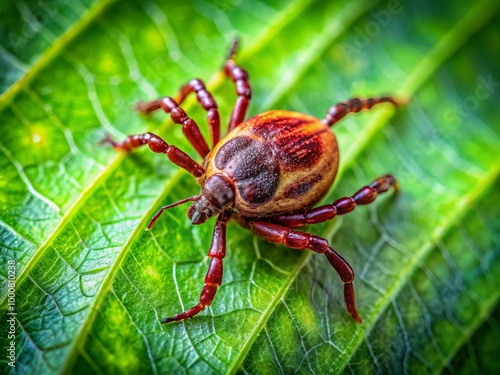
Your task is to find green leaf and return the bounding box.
[1,0,499,374]
[0,0,115,100]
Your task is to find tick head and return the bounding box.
[187,174,235,225]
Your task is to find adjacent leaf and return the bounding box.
[0,0,115,99]
[0,0,498,374]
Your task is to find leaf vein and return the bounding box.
[0,0,118,111]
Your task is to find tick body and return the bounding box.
[202,110,338,218]
[103,41,399,324]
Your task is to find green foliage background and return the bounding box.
[0,0,499,374]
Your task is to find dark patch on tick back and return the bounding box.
[214,136,254,168]
[215,136,280,204]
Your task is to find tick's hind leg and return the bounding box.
[323,97,398,127]
[269,174,398,228]
[247,220,362,323]
[162,212,229,324]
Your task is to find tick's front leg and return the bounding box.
[162,212,229,324]
[101,132,204,178]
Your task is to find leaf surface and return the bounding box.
[0,0,499,374]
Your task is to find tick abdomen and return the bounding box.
[204,110,339,217]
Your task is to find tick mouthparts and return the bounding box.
[147,195,200,230]
[188,209,203,225]
[187,205,209,225]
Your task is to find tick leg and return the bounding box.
[270,174,398,228]
[163,213,228,324]
[136,97,210,157]
[173,79,221,148]
[248,220,362,323]
[101,132,204,178]
[323,97,398,127]
[223,40,252,131]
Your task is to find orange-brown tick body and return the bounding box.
[202,110,338,217]
[104,41,399,325]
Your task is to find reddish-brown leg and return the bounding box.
[270,174,398,228]
[174,79,221,148]
[223,41,252,131]
[162,212,228,324]
[101,132,204,178]
[247,220,362,323]
[136,97,210,158]
[323,97,398,127]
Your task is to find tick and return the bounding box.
[102,41,399,324]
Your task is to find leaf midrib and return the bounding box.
[0,0,118,305]
[60,170,186,374]
[258,0,378,112]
